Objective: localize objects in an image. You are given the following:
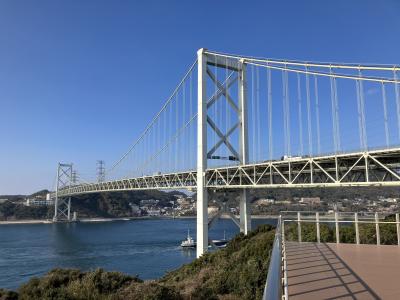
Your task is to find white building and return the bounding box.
[140,199,159,205]
[254,198,275,206]
[300,197,321,205]
[25,198,54,206]
[129,203,141,215]
[147,208,161,216]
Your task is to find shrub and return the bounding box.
[0,289,18,300]
[18,268,139,300]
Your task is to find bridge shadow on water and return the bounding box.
[285,242,381,300]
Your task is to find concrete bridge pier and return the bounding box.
[240,190,251,234]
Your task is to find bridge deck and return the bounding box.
[285,242,400,299]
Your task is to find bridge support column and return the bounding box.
[53,163,73,222]
[238,59,251,234]
[67,197,71,220]
[240,190,251,234]
[196,48,208,258]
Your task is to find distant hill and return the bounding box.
[0,190,180,221]
[0,190,53,220]
[70,190,180,218]
[2,185,399,221]
[29,189,50,197]
[251,186,400,201]
[0,195,25,202]
[208,186,400,204]
[0,201,52,221]
[0,189,50,203]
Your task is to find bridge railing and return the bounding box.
[282,211,400,246]
[263,216,288,300]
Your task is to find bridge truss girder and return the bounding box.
[56,147,400,198]
[206,148,400,188]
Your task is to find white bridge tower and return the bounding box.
[197,49,251,257]
[53,163,73,222]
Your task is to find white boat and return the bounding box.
[180,229,196,248]
[212,231,228,248]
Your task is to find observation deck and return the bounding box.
[263,211,400,299]
[286,242,400,299]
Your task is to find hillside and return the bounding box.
[209,186,400,204]
[2,185,398,221]
[161,224,275,299]
[69,190,181,218]
[0,224,275,300]
[0,190,183,221]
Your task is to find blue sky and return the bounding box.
[0,0,399,194]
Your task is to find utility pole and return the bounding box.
[97,160,105,183]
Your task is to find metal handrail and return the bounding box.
[282,211,400,246]
[263,216,287,300]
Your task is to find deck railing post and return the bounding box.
[396,213,400,246]
[297,212,302,242]
[375,212,380,245]
[355,212,360,245]
[316,212,320,243]
[282,220,288,300]
[335,212,340,243]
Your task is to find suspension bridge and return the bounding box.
[52,48,400,259]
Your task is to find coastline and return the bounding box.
[0,214,278,225]
[0,219,53,225]
[0,216,192,225]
